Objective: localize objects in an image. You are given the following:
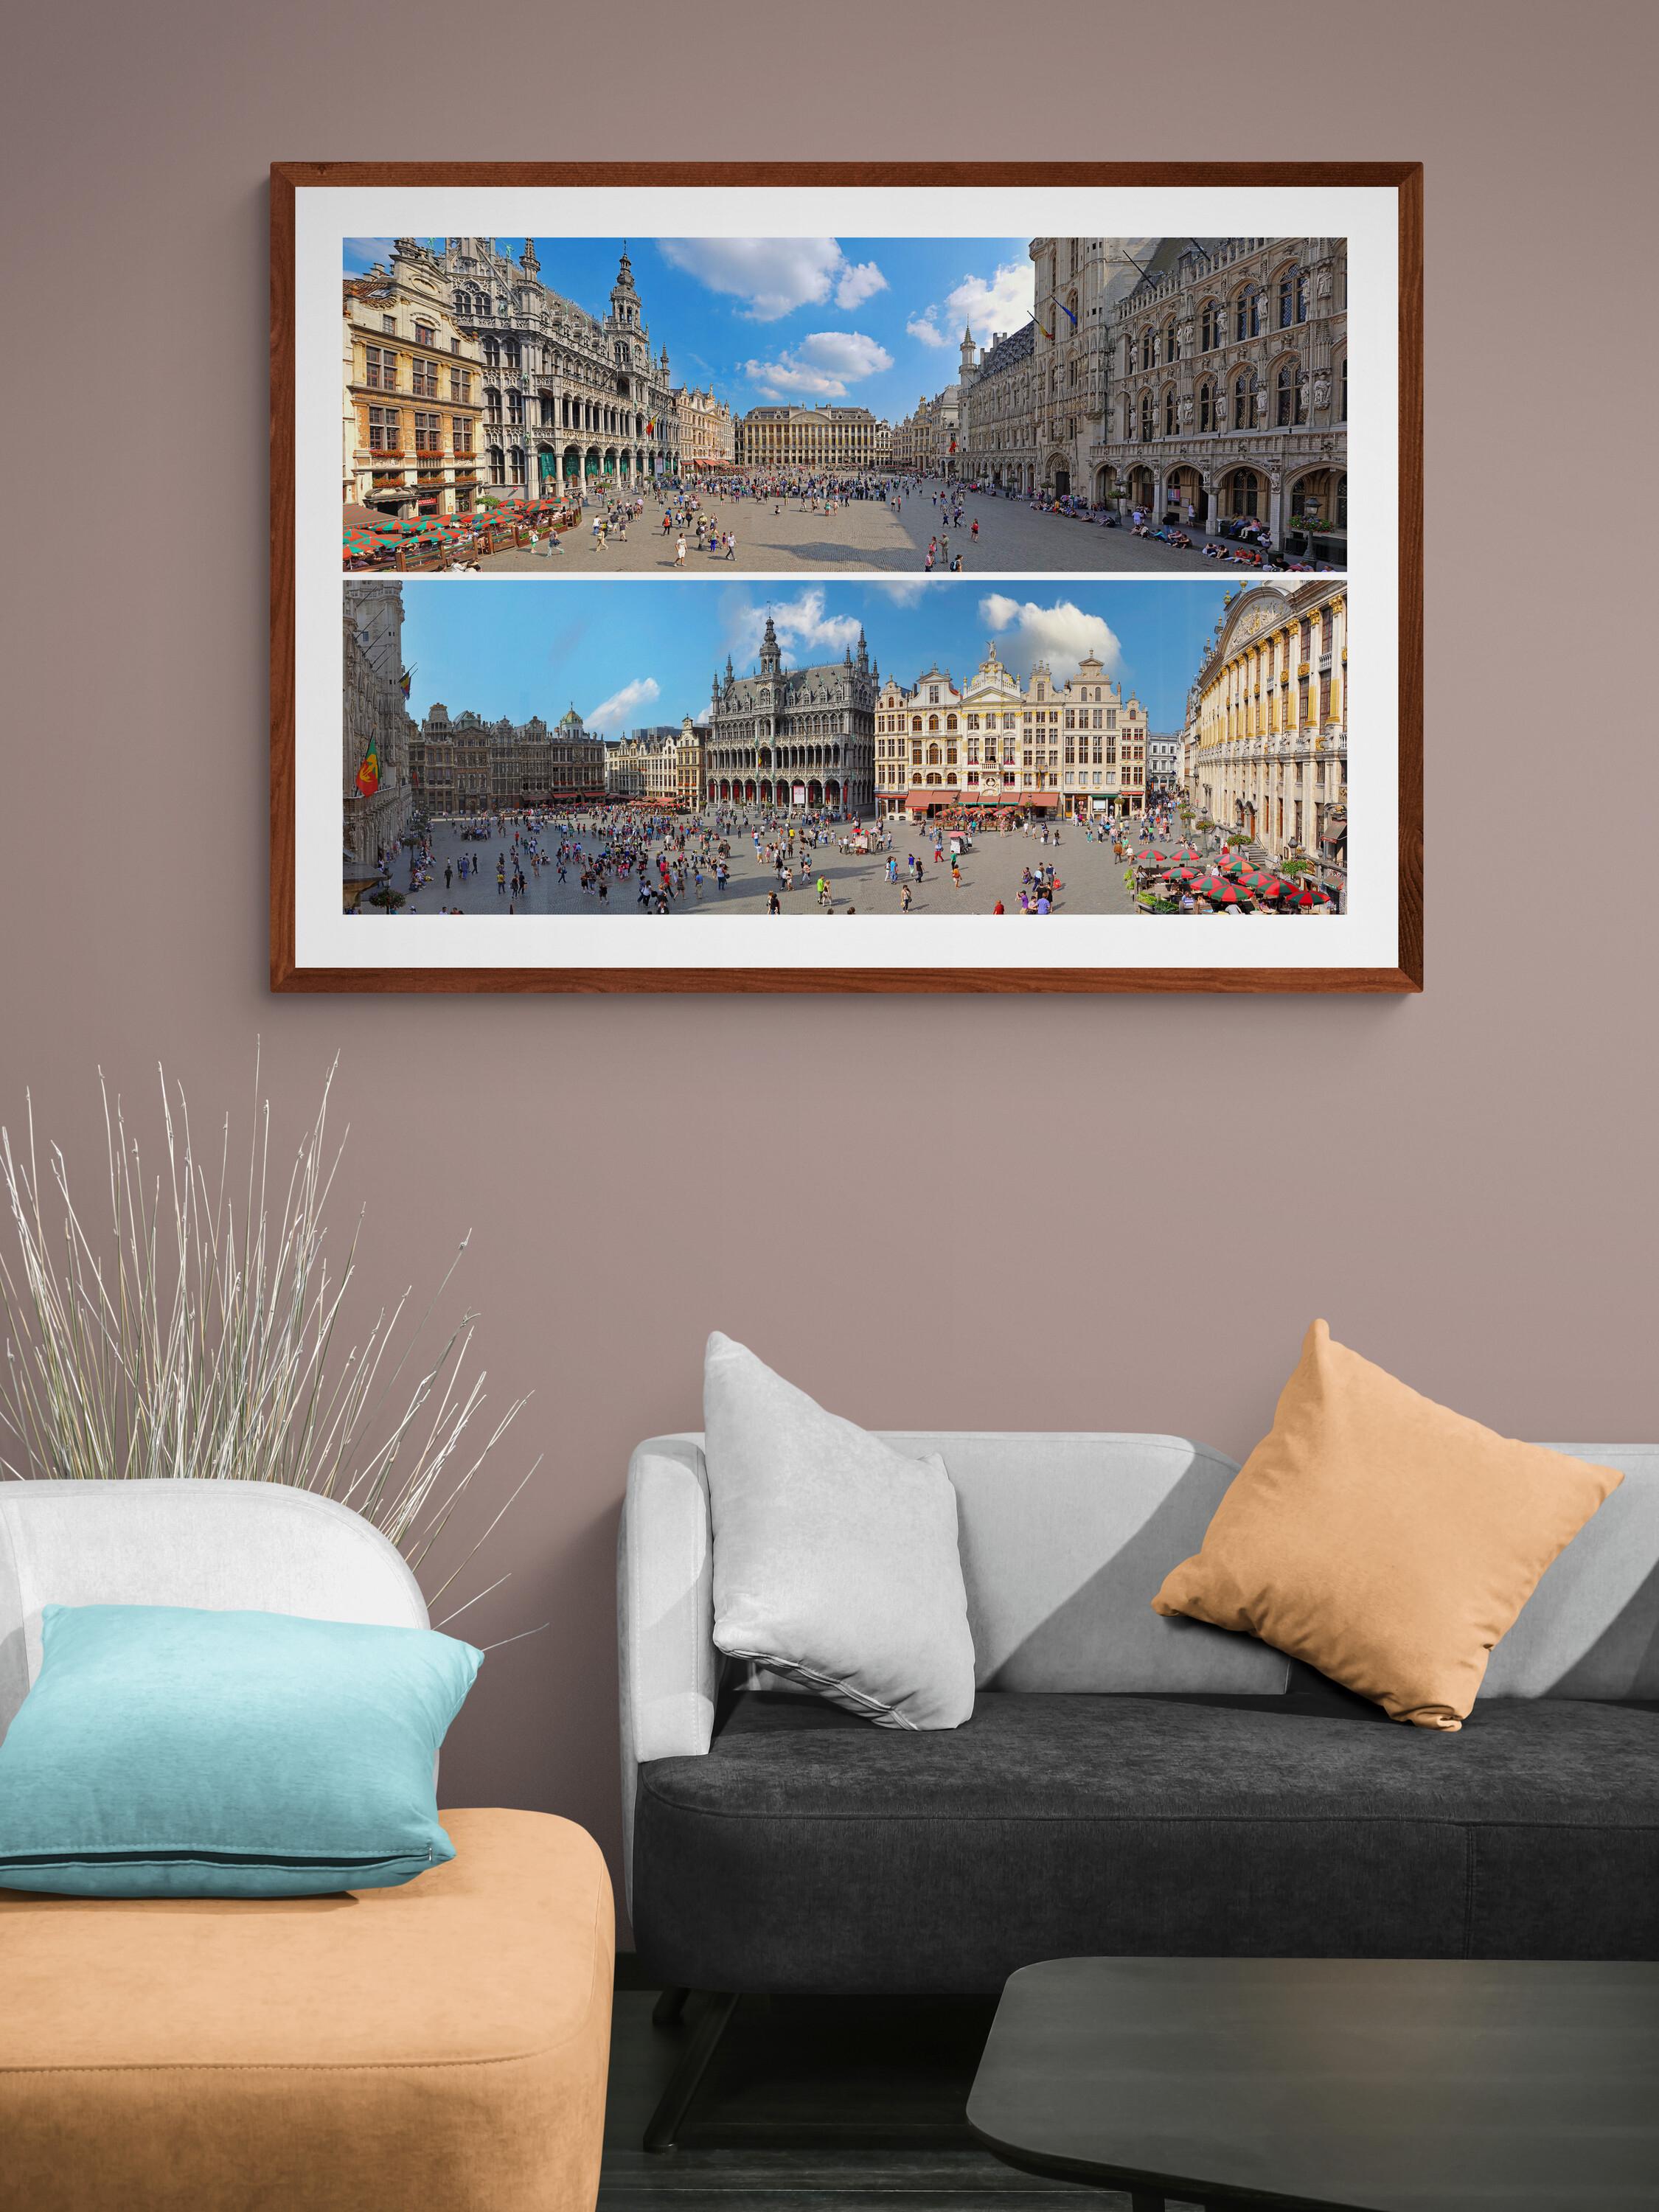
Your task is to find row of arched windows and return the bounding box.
[1127,356,1344,437]
[1135,265,1318,369]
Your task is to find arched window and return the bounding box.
[945,714,959,731]
[1141,329,1154,372]
[1200,299,1221,352]
[928,714,939,731]
[1164,386,1177,437]
[1164,321,1179,364]
[1235,288,1260,341]
[1225,469,1261,519]
[1141,392,1154,440]
[1340,357,1348,421]
[483,337,500,366]
[911,716,922,733]
[1233,373,1251,429]
[1276,363,1296,426]
[1199,381,1214,433]
[1277,268,1300,329]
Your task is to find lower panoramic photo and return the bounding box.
[301,570,1391,987]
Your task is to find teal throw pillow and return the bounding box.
[0,1603,482,1898]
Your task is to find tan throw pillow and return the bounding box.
[1152,1321,1623,1730]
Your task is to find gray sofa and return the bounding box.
[619,1427,1659,2009]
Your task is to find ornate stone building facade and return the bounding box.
[675,717,707,810]
[673,386,735,469]
[704,616,877,813]
[408,701,604,814]
[427,240,678,498]
[1100,237,1348,554]
[891,374,962,477]
[956,322,1038,490]
[605,728,681,802]
[956,241,1158,495]
[872,644,1147,819]
[955,236,1347,553]
[343,251,486,518]
[1183,580,1348,866]
[1147,732,1181,793]
[342,581,415,860]
[734,406,888,472]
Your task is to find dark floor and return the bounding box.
[599,1986,1176,2212]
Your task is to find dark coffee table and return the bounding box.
[967,1956,1659,2211]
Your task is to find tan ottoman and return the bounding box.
[0,1808,613,2212]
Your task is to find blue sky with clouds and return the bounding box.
[383,580,1236,737]
[343,237,1040,422]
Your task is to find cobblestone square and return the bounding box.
[471,483,1228,577]
[393,810,1141,918]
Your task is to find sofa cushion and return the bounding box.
[0,1603,481,1897]
[0,1809,613,2212]
[1152,1322,1624,1730]
[704,1334,975,1728]
[630,1691,1659,1992]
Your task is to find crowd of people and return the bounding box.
[359,787,1341,919]
[349,461,1342,580]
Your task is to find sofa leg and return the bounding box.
[651,1985,689,2028]
[644,1989,740,2152]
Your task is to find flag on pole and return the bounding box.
[1054,294,1078,328]
[355,741,380,798]
[1034,313,1053,341]
[398,667,413,698]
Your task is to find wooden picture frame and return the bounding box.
[272,161,1421,993]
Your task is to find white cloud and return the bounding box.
[728,590,863,666]
[945,258,1037,341]
[657,237,885,322]
[978,596,1123,683]
[835,260,888,309]
[587,675,661,731]
[868,578,931,605]
[905,260,1039,354]
[746,361,845,397]
[742,329,893,400]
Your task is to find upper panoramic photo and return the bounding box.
[339,234,1349,579]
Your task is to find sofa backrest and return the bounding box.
[874,1431,1287,1694]
[872,1433,1659,1704]
[0,1479,429,1744]
[1481,1445,1659,1698]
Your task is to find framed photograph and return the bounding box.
[271,162,1421,993]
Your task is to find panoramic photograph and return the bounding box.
[340,232,1350,577]
[343,574,1349,920]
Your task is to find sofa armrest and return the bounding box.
[617,1433,717,1915]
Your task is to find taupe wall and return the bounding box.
[2,1,1654,1933]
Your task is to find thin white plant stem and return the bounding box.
[0,1065,532,1624]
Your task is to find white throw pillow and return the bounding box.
[703,1332,975,1730]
